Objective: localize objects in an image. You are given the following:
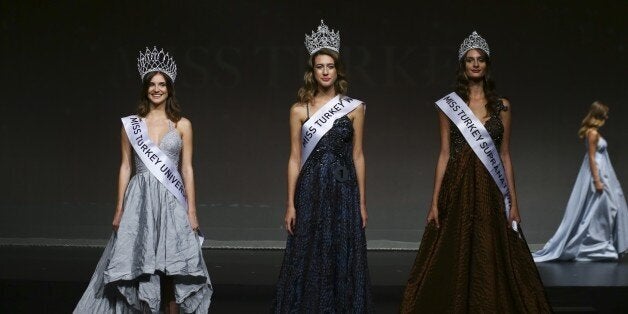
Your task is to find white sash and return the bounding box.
[300,95,362,167]
[435,92,515,228]
[121,115,188,209]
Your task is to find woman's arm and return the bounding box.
[351,104,367,228]
[586,129,603,192]
[426,110,451,228]
[285,104,305,235]
[499,99,521,225]
[178,117,199,231]
[113,127,133,231]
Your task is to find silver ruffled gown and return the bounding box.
[533,136,628,261]
[74,122,212,313]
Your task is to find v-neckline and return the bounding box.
[142,118,174,147]
[468,103,492,126]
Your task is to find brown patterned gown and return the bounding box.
[400,103,552,313]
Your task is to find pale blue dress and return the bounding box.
[74,120,212,313]
[533,136,628,261]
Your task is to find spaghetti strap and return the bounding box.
[306,103,310,119]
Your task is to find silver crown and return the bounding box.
[458,31,490,60]
[137,46,178,82]
[305,20,340,55]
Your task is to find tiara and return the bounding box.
[458,31,490,60]
[304,20,340,55]
[137,46,178,82]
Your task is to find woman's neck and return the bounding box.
[314,87,337,105]
[147,102,167,119]
[467,79,485,102]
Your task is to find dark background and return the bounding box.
[1,0,626,246]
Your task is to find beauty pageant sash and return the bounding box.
[435,93,515,228]
[301,95,362,167]
[121,115,187,208]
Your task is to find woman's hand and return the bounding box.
[426,206,439,228]
[594,180,604,192]
[285,207,296,235]
[508,206,521,226]
[360,204,368,229]
[112,210,123,231]
[188,211,200,232]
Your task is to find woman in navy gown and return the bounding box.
[533,101,628,261]
[272,20,372,313]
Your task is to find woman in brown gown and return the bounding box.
[400,31,552,313]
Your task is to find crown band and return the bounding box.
[137,46,178,82]
[304,20,340,55]
[458,31,490,60]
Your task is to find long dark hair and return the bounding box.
[137,71,182,122]
[454,49,501,117]
[296,48,349,104]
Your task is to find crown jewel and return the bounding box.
[137,46,178,82]
[304,20,340,55]
[458,31,490,60]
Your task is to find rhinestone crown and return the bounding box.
[458,31,490,60]
[305,20,340,55]
[137,46,178,82]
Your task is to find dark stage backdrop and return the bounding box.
[1,1,626,246]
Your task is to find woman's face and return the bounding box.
[147,73,169,106]
[313,54,337,89]
[463,49,487,80]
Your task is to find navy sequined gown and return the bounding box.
[273,114,373,313]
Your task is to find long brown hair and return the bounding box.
[578,101,608,138]
[296,48,348,104]
[454,49,501,117]
[137,71,182,122]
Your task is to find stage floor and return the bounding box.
[1,246,627,313]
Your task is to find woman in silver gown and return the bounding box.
[533,101,628,261]
[74,47,212,313]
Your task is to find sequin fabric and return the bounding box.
[135,121,181,173]
[449,102,504,159]
[400,103,551,313]
[273,116,373,313]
